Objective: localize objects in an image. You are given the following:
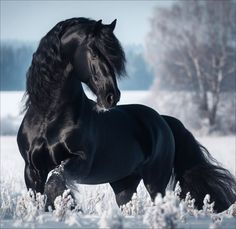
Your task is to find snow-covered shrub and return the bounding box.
[15,189,46,221]
[120,182,152,217]
[225,202,236,217]
[173,181,181,198]
[202,194,215,215]
[173,182,189,223]
[120,201,133,216]
[143,191,180,229]
[0,182,16,219]
[53,189,75,221]
[0,176,26,220]
[99,206,124,229]
[183,192,198,216]
[72,183,118,215]
[121,192,147,216]
[89,191,106,215]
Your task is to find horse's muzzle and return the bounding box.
[97,89,120,110]
[105,90,120,108]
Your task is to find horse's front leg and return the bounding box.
[44,153,90,210]
[25,162,72,210]
[24,163,47,194]
[44,165,69,210]
[25,163,57,211]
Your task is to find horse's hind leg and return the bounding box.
[142,158,173,201]
[110,173,141,207]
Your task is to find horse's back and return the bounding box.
[117,104,175,160]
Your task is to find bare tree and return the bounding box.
[146,0,236,127]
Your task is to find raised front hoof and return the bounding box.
[44,168,73,211]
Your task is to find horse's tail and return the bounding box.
[162,115,236,212]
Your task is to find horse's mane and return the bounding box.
[24,17,126,113]
[94,23,126,78]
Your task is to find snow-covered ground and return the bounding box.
[1,91,236,228]
[1,136,236,228]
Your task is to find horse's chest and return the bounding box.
[29,137,55,171]
[30,137,75,170]
[47,125,91,166]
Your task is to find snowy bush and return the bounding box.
[183,192,197,216]
[15,189,46,221]
[0,182,16,219]
[121,192,149,216]
[202,194,215,215]
[1,144,235,228]
[143,192,180,229]
[53,189,75,221]
[226,202,236,217]
[0,178,25,220]
[1,178,236,228]
[99,206,124,229]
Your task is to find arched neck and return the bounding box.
[44,71,93,120]
[62,71,87,102]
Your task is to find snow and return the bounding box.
[1,137,236,228]
[0,91,236,228]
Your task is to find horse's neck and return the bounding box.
[63,75,86,103]
[45,72,91,120]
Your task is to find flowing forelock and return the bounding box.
[94,27,126,78]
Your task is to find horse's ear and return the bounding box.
[96,19,102,26]
[94,19,103,35]
[109,19,117,32]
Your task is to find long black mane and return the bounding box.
[24,17,126,113]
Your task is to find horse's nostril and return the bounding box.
[106,93,114,105]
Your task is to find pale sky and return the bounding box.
[0,0,172,45]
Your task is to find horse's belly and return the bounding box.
[77,144,144,184]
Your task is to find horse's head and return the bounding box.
[60,19,125,109]
[25,18,126,112]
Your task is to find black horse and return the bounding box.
[17,18,236,212]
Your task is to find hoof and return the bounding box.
[44,167,67,210]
